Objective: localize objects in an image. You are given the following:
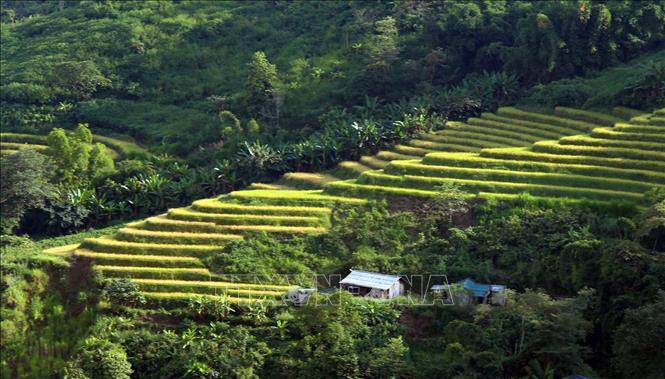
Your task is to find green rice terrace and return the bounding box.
[0,131,148,160]
[47,106,665,308]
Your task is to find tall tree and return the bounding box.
[45,124,114,186]
[366,16,400,73]
[49,61,110,100]
[244,51,280,128]
[612,294,665,379]
[0,150,55,233]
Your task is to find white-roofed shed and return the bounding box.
[339,269,404,299]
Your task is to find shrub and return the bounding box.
[67,337,132,379]
[103,278,146,308]
[521,79,594,108]
[0,82,53,103]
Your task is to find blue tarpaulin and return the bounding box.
[460,278,506,298]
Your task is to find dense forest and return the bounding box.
[1,1,665,379]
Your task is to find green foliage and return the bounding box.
[0,149,55,233]
[521,50,665,109]
[612,293,665,379]
[45,124,115,186]
[1,235,93,378]
[365,16,400,80]
[206,235,325,284]
[103,278,146,309]
[66,337,132,379]
[244,51,280,124]
[187,295,235,321]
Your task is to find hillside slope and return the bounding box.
[46,106,665,307]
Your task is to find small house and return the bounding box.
[460,278,506,306]
[340,269,404,299]
[430,278,506,306]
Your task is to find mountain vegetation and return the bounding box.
[1,1,664,379]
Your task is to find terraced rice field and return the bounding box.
[51,106,665,308]
[0,132,148,159]
[327,107,664,203]
[64,190,364,306]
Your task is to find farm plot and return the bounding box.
[62,107,665,307]
[324,107,664,204]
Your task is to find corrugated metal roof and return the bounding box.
[340,270,401,290]
[460,278,505,297]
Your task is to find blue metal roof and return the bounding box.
[459,278,505,297]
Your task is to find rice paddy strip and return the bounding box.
[139,217,223,233]
[91,134,148,158]
[394,144,440,156]
[0,142,48,151]
[591,128,665,143]
[96,266,213,280]
[141,217,326,235]
[612,106,645,120]
[43,244,79,256]
[375,150,422,161]
[168,208,328,226]
[359,155,389,169]
[247,182,293,190]
[215,224,328,234]
[136,284,285,298]
[81,237,226,256]
[497,107,600,132]
[227,189,366,205]
[326,180,439,198]
[0,132,47,144]
[444,122,542,143]
[330,161,373,179]
[355,171,645,202]
[467,117,563,141]
[480,148,665,173]
[424,134,514,149]
[554,107,622,126]
[408,138,482,152]
[132,279,292,293]
[423,129,531,147]
[191,199,331,216]
[557,135,665,152]
[277,172,340,189]
[480,113,582,137]
[533,140,665,161]
[647,116,665,126]
[135,278,292,290]
[115,227,244,245]
[411,135,507,150]
[141,292,267,306]
[382,161,658,193]
[0,149,18,155]
[74,249,203,268]
[613,124,665,134]
[420,152,665,185]
[630,115,665,126]
[477,192,634,209]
